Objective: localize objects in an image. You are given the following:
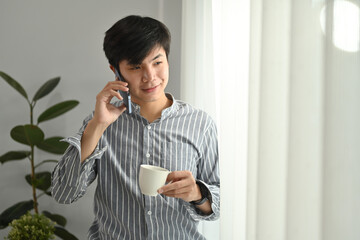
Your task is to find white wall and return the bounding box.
[0,1,181,239]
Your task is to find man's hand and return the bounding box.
[157,171,202,202]
[158,171,213,215]
[80,80,128,162]
[93,80,129,128]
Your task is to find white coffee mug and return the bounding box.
[139,164,170,196]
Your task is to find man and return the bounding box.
[51,15,220,240]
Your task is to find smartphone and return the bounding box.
[115,68,132,114]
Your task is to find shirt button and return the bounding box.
[147,125,151,130]
[146,153,150,158]
[147,211,152,215]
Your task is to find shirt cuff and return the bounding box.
[62,130,107,160]
[60,135,107,187]
[185,180,220,221]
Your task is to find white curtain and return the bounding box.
[181,1,218,239]
[181,0,360,240]
[181,0,249,239]
[248,1,360,239]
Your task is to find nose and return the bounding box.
[142,66,155,82]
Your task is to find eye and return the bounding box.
[130,65,141,70]
[155,61,162,65]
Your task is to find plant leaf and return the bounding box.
[37,137,69,154]
[25,171,51,191]
[0,151,30,164]
[10,125,45,146]
[0,71,28,100]
[0,200,34,229]
[32,77,60,102]
[42,211,67,227]
[54,226,78,240]
[35,159,58,168]
[37,100,79,124]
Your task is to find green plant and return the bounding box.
[6,212,55,240]
[0,71,79,239]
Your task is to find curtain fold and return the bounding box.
[181,0,250,239]
[249,1,360,240]
[181,0,360,239]
[181,1,220,239]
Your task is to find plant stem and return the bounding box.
[30,102,34,125]
[30,146,38,214]
[29,103,38,213]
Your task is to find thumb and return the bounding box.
[117,103,127,114]
[110,103,127,117]
[166,171,177,183]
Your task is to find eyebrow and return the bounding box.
[151,53,163,62]
[126,53,164,66]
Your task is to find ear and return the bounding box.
[109,65,115,73]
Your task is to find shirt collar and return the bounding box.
[130,93,179,121]
[161,93,179,118]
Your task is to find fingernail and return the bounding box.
[158,189,163,194]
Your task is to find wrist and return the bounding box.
[190,181,209,206]
[193,184,202,202]
[80,119,107,163]
[86,118,108,134]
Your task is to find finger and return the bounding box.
[113,79,129,88]
[108,83,129,92]
[97,90,120,104]
[162,192,192,200]
[160,185,193,196]
[104,81,129,92]
[114,103,127,115]
[97,82,128,101]
[166,170,192,182]
[103,102,127,119]
[161,188,196,202]
[110,89,123,101]
[109,79,128,86]
[159,178,192,193]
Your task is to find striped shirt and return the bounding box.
[51,94,220,240]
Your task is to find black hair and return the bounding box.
[103,15,171,69]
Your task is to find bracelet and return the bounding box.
[190,196,208,205]
[190,181,209,206]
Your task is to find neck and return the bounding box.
[137,94,172,123]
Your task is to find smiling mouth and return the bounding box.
[143,85,159,93]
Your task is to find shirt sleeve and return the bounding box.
[185,117,220,221]
[51,113,107,204]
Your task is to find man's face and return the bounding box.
[118,46,169,106]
